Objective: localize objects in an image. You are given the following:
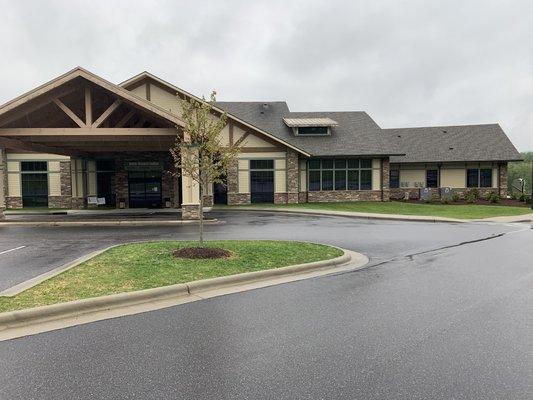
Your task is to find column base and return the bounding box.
[181,204,200,220]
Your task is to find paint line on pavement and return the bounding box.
[0,246,26,256]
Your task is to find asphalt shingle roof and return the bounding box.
[215,101,521,163]
[215,101,401,157]
[382,124,523,163]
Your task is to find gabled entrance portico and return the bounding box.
[0,67,201,219]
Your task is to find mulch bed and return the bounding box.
[173,247,233,259]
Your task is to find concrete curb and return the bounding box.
[0,245,361,335]
[218,207,468,223]
[0,219,220,227]
[0,246,123,297]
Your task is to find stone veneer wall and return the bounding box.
[390,187,501,200]
[307,190,383,202]
[286,150,299,204]
[381,158,390,201]
[6,197,22,208]
[228,193,251,205]
[498,163,508,197]
[48,161,73,208]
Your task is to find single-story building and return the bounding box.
[0,67,522,219]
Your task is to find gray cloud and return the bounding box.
[0,0,531,150]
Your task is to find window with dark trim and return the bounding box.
[426,170,438,188]
[297,126,329,135]
[479,169,492,187]
[20,161,48,207]
[308,158,373,191]
[467,169,479,188]
[390,170,400,189]
[467,168,492,188]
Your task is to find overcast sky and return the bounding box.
[1,0,531,150]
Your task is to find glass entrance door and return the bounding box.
[128,171,162,208]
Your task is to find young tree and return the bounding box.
[170,91,241,246]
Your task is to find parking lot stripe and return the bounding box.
[0,246,26,256]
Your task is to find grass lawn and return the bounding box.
[220,201,532,219]
[0,240,342,313]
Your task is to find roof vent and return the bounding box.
[442,130,447,133]
[260,103,269,114]
[397,135,402,138]
[449,147,454,150]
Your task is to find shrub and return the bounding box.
[465,192,477,203]
[468,188,480,200]
[451,193,460,202]
[486,193,500,203]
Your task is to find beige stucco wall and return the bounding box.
[399,169,426,188]
[149,84,182,115]
[371,159,381,191]
[130,84,147,99]
[299,160,307,192]
[440,169,464,188]
[87,160,97,196]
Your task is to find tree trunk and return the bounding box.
[198,184,204,247]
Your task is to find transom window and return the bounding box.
[250,159,274,170]
[309,158,372,191]
[20,161,47,172]
[467,168,492,188]
[297,126,329,135]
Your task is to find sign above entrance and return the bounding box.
[124,161,163,172]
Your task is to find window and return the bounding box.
[480,169,492,187]
[21,161,48,207]
[297,126,329,135]
[426,170,438,188]
[360,170,372,190]
[467,169,479,188]
[21,161,47,172]
[250,159,274,170]
[309,171,321,191]
[390,170,400,189]
[308,158,373,191]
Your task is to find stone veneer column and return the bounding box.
[115,158,129,208]
[499,163,508,198]
[287,150,299,204]
[0,147,6,219]
[381,157,390,201]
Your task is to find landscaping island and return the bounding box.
[220,201,532,220]
[0,241,343,313]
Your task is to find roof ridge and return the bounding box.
[383,123,500,131]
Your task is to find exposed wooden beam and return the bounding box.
[0,128,176,136]
[85,86,92,126]
[0,84,81,128]
[240,147,281,152]
[92,99,122,128]
[233,131,250,147]
[52,98,86,128]
[115,110,135,128]
[0,136,89,157]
